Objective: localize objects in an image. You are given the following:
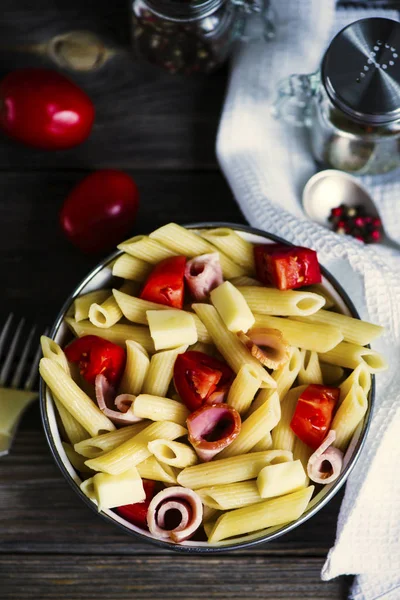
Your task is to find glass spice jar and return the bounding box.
[273,18,400,175]
[132,0,274,75]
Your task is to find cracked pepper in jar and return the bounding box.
[132,0,274,75]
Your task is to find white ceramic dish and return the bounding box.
[40,223,374,552]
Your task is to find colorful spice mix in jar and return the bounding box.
[132,0,274,75]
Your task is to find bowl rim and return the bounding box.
[40,221,375,553]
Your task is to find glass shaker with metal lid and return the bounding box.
[132,0,274,75]
[273,18,400,175]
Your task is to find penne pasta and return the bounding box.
[112,253,152,281]
[200,228,255,272]
[189,342,216,356]
[148,439,198,468]
[142,345,188,397]
[272,347,303,400]
[207,486,314,542]
[65,318,155,354]
[331,385,368,451]
[252,432,273,452]
[177,450,293,489]
[41,336,70,374]
[192,303,276,388]
[131,394,189,426]
[252,315,343,353]
[227,364,262,415]
[339,363,371,404]
[62,442,94,474]
[245,388,273,417]
[54,397,89,446]
[202,506,221,524]
[89,282,137,329]
[89,295,122,329]
[298,350,323,385]
[118,235,177,263]
[320,363,345,386]
[293,309,384,346]
[319,341,388,373]
[40,358,115,437]
[73,289,110,322]
[302,284,335,309]
[219,392,281,459]
[236,287,325,316]
[85,421,187,475]
[229,276,261,287]
[203,518,219,539]
[271,386,307,452]
[137,455,178,484]
[292,437,312,478]
[119,341,150,396]
[113,290,211,343]
[197,481,262,511]
[74,422,149,458]
[149,223,245,278]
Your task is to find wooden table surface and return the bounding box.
[0,2,359,598]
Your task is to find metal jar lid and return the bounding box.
[322,18,400,125]
[143,0,226,22]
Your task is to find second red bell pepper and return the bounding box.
[290,384,340,449]
[173,351,234,412]
[140,255,186,309]
[254,243,322,290]
[64,335,126,386]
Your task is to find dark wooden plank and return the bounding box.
[0,170,243,326]
[0,0,226,169]
[0,428,344,556]
[0,555,351,599]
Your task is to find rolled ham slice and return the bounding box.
[147,486,203,543]
[187,403,241,462]
[95,374,142,426]
[185,253,223,301]
[307,429,344,484]
[238,328,289,369]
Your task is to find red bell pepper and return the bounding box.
[140,255,186,309]
[290,384,340,449]
[115,479,156,529]
[64,335,126,386]
[254,243,322,290]
[173,351,234,412]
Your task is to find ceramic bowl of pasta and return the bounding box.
[40,222,387,552]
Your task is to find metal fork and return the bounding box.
[0,314,46,457]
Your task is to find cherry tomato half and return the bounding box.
[0,68,94,150]
[140,256,186,309]
[64,335,126,385]
[290,384,339,449]
[174,351,234,412]
[60,170,139,253]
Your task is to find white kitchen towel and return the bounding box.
[217,2,400,599]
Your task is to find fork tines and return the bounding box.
[0,314,46,391]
